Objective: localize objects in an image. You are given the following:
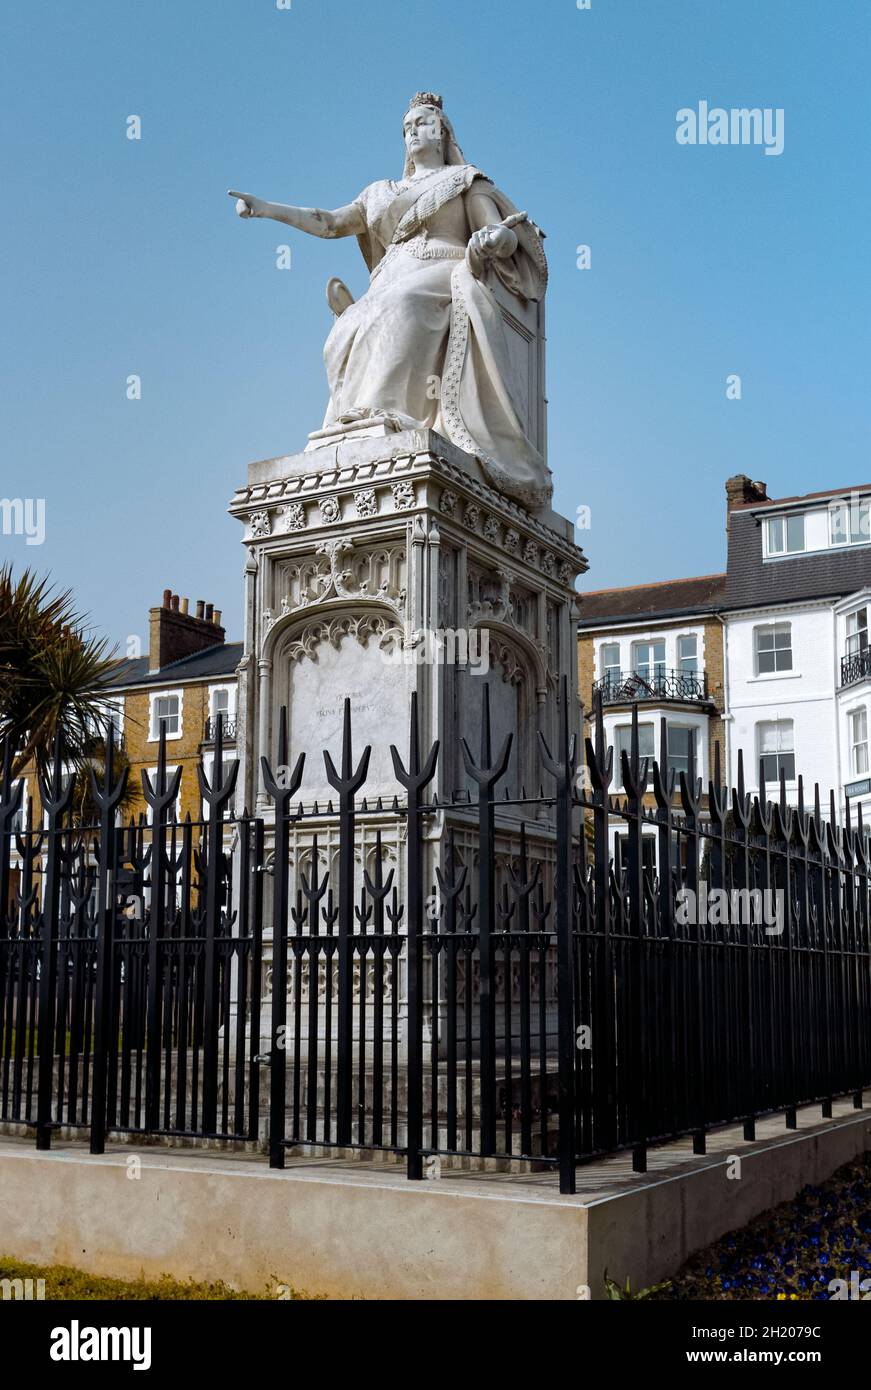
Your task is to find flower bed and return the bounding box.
[656,1152,871,1300]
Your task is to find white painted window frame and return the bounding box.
[846,606,869,657]
[756,718,796,786]
[145,765,182,823]
[615,721,655,790]
[148,688,184,742]
[848,706,869,777]
[753,621,794,677]
[677,633,699,673]
[208,683,236,720]
[764,513,806,558]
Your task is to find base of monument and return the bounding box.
[305,412,419,450]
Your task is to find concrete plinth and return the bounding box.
[1,1094,867,1300]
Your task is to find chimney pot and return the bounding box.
[213,608,222,626]
[205,603,213,622]
[150,592,224,674]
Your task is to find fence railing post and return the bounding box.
[461,685,511,1164]
[140,727,181,1133]
[539,677,578,1194]
[391,693,438,1179]
[89,726,128,1153]
[680,754,706,1155]
[261,707,304,1168]
[324,700,371,1150]
[197,715,239,1137]
[619,705,650,1174]
[726,747,755,1140]
[0,742,23,944]
[855,808,870,1109]
[35,733,73,1150]
[585,691,616,1154]
[773,773,797,1128]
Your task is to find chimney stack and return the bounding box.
[148,590,226,673]
[725,474,768,532]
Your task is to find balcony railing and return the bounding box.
[203,715,237,742]
[592,668,710,706]
[841,650,871,688]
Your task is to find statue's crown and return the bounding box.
[407,91,443,112]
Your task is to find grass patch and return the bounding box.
[0,1256,311,1300]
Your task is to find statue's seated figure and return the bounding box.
[230,92,551,511]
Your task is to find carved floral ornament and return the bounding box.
[276,609,530,692]
[354,488,377,517]
[433,494,576,583]
[246,486,576,588]
[283,612,403,664]
[262,536,408,636]
[392,480,415,510]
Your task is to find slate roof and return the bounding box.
[104,642,244,690]
[577,574,727,628]
[730,482,871,512]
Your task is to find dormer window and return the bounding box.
[765,514,805,556]
[830,499,870,547]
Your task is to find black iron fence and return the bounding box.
[1,688,869,1195]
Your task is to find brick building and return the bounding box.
[13,590,241,829]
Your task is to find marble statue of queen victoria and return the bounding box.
[229,93,551,510]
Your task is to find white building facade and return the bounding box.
[724,479,871,826]
[578,476,871,848]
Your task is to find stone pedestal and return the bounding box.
[230,426,586,801]
[228,426,588,1057]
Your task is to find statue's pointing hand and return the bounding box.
[228,190,263,219]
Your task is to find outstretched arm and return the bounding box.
[228,191,365,239]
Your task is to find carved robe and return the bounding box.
[321,164,552,509]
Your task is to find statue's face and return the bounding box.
[403,106,444,161]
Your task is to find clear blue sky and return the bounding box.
[2,0,869,650]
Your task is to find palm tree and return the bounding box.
[0,564,123,781]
